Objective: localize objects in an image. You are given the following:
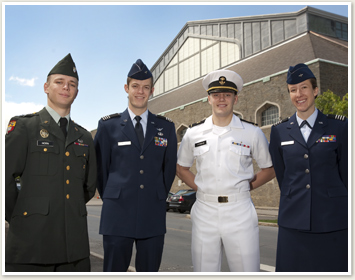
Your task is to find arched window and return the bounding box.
[177,125,188,143]
[261,105,279,126]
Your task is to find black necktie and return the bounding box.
[59,117,68,138]
[300,120,312,129]
[134,116,144,147]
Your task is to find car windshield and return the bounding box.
[174,189,191,195]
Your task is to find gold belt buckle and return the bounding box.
[218,196,228,203]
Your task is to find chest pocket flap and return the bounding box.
[193,145,209,157]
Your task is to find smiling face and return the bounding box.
[288,79,318,119]
[208,91,238,121]
[125,78,154,115]
[44,74,78,114]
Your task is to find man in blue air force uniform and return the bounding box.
[94,59,177,272]
[269,63,348,272]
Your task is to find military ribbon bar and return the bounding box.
[316,135,336,143]
[154,137,168,147]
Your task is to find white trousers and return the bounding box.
[191,193,260,272]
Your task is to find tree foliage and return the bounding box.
[315,90,348,117]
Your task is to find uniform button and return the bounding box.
[140,155,144,159]
[140,170,144,174]
[83,164,86,169]
[66,180,70,184]
[44,148,48,152]
[140,185,144,189]
[66,194,70,199]
[306,184,311,189]
[65,151,70,156]
[66,166,70,171]
[84,153,86,157]
[304,154,309,159]
[23,212,28,216]
[305,169,310,174]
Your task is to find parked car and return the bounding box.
[168,189,196,213]
[166,192,174,211]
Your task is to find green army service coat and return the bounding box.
[5,108,97,264]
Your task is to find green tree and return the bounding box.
[315,90,348,117]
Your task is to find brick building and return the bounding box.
[146,6,348,207]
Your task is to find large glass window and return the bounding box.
[153,38,240,97]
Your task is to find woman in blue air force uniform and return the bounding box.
[269,63,348,272]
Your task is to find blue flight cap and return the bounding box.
[128,59,152,80]
[287,63,316,84]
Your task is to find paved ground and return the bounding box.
[4,197,278,272]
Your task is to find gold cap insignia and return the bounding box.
[219,76,226,85]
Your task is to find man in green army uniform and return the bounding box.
[5,54,97,272]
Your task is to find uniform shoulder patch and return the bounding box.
[189,119,206,128]
[326,114,347,121]
[240,118,258,126]
[273,117,290,126]
[101,113,121,121]
[156,114,173,122]
[6,112,38,134]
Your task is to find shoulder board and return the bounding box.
[18,112,38,118]
[156,114,173,122]
[326,114,347,121]
[273,117,290,126]
[101,113,121,121]
[189,119,206,128]
[240,118,258,126]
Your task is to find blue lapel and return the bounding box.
[142,112,158,153]
[287,113,307,148]
[120,109,141,151]
[307,111,327,148]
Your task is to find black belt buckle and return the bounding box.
[218,196,228,203]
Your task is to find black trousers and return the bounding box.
[103,234,165,272]
[5,257,90,272]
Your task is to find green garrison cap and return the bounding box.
[48,53,79,80]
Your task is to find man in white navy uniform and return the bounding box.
[176,69,275,272]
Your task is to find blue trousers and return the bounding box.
[103,235,165,272]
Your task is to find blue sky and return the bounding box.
[3,2,349,132]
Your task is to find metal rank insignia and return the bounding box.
[40,129,49,138]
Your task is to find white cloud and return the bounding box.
[3,101,44,133]
[9,76,38,87]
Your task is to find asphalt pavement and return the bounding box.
[4,197,278,273]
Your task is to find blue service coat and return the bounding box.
[269,111,348,232]
[94,109,177,239]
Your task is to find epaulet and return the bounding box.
[189,119,206,128]
[240,118,258,126]
[156,114,173,122]
[273,117,290,126]
[17,112,38,118]
[101,113,121,121]
[326,114,347,121]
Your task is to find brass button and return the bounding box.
[304,154,309,159]
[65,151,70,156]
[66,180,69,184]
[66,166,70,171]
[140,170,144,174]
[305,169,310,174]
[306,184,311,189]
[83,165,86,169]
[140,185,144,189]
[140,155,144,159]
[83,153,86,157]
[23,212,28,216]
[43,148,48,152]
[66,194,70,199]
